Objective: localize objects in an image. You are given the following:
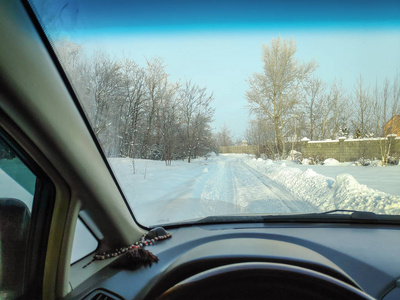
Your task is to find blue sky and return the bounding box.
[76,30,400,138]
[35,0,400,138]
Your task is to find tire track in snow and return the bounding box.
[201,155,315,214]
[201,159,236,204]
[155,155,316,223]
[155,159,246,224]
[239,161,316,213]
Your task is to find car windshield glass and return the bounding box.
[29,0,400,227]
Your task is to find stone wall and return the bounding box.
[301,136,400,162]
[219,145,262,155]
[219,136,400,162]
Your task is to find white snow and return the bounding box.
[108,154,400,226]
[3,154,399,261]
[323,158,340,166]
[245,158,400,215]
[308,140,339,143]
[284,160,400,196]
[301,158,313,165]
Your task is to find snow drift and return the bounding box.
[245,157,400,214]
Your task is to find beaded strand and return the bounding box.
[93,232,172,261]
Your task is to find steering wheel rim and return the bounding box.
[156,262,375,300]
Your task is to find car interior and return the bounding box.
[1,0,400,299]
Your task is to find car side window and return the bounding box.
[0,134,37,299]
[71,218,98,264]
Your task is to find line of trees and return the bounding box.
[245,36,400,161]
[55,40,216,163]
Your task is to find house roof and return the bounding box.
[384,115,400,136]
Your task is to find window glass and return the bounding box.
[31,0,400,227]
[71,218,98,264]
[0,135,36,299]
[0,138,35,211]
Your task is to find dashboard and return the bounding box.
[67,223,400,299]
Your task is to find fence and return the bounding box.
[301,136,400,162]
[219,135,400,162]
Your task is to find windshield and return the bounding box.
[30,0,400,226]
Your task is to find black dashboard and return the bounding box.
[68,223,400,299]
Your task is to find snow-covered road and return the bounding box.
[109,154,400,226]
[200,156,316,213]
[129,154,316,224]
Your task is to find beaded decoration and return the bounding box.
[83,227,171,269]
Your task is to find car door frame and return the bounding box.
[0,0,146,298]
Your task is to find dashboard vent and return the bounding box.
[87,290,121,300]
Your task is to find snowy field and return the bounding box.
[109,154,400,226]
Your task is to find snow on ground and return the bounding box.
[3,155,399,260]
[284,160,400,196]
[109,155,250,225]
[109,154,400,226]
[245,158,400,215]
[323,158,340,166]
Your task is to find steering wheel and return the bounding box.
[156,262,375,300]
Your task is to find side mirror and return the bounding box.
[0,198,30,295]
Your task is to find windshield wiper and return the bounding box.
[260,210,400,224]
[160,211,400,228]
[320,209,378,219]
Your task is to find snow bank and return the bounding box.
[323,158,340,166]
[301,158,313,165]
[370,160,383,167]
[244,157,400,214]
[332,174,400,214]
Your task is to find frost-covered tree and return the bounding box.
[351,75,374,138]
[53,39,215,162]
[140,57,170,159]
[245,117,276,156]
[157,82,181,165]
[246,36,317,157]
[88,51,123,137]
[302,77,326,140]
[215,124,234,147]
[118,57,147,158]
[179,81,214,163]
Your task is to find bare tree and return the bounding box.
[215,124,234,147]
[54,39,93,112]
[351,75,374,138]
[245,118,276,157]
[179,81,214,163]
[325,80,350,139]
[246,36,317,157]
[140,57,170,158]
[158,82,181,165]
[118,57,147,158]
[87,51,122,137]
[54,39,215,162]
[302,77,326,140]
